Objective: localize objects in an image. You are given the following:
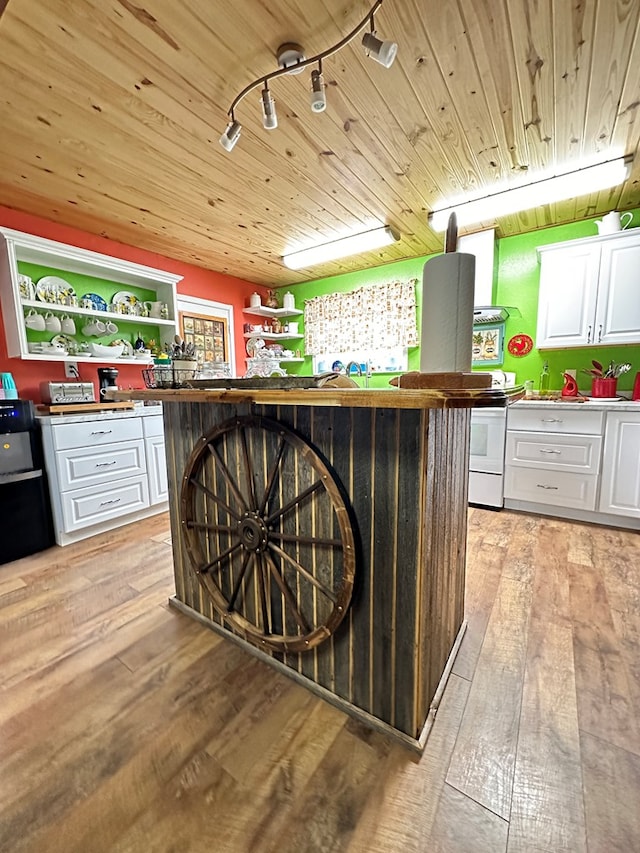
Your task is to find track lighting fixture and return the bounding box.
[219,0,397,152]
[310,66,326,113]
[361,31,397,68]
[219,118,242,152]
[261,86,277,130]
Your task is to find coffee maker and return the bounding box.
[97,367,119,400]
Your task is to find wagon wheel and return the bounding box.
[180,415,356,653]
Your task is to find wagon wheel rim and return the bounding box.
[180,415,356,652]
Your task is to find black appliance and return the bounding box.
[97,367,119,400]
[0,399,54,565]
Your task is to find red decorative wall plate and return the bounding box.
[507,333,533,356]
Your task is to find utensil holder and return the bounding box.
[591,377,617,398]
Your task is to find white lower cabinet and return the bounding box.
[505,403,640,529]
[599,412,640,519]
[143,415,168,504]
[40,410,168,545]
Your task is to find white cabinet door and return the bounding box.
[596,236,640,345]
[599,412,640,519]
[536,243,600,348]
[146,435,168,504]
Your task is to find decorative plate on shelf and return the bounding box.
[35,276,77,304]
[246,336,265,357]
[80,292,108,311]
[111,291,141,307]
[507,333,534,356]
[50,334,77,353]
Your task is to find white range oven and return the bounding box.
[468,371,514,508]
[469,407,507,507]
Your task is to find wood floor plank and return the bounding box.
[508,619,587,853]
[446,573,532,818]
[581,731,640,853]
[429,783,509,852]
[568,559,640,757]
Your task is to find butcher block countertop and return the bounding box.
[112,386,508,410]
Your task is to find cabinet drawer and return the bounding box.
[60,474,150,532]
[142,414,164,438]
[56,439,146,491]
[506,431,602,474]
[52,417,143,450]
[508,407,604,435]
[504,466,597,510]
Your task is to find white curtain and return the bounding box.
[304,279,418,355]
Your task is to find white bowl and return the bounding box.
[89,343,124,359]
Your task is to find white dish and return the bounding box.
[36,276,77,303]
[585,396,622,402]
[111,290,141,307]
[89,342,124,359]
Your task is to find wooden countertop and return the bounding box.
[112,387,508,410]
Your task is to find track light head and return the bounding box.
[219,119,242,152]
[310,68,326,113]
[362,31,397,68]
[261,87,278,130]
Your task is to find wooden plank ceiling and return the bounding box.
[0,0,639,286]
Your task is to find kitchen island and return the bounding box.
[117,385,505,751]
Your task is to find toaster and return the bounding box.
[41,381,96,405]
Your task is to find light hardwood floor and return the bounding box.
[0,509,638,853]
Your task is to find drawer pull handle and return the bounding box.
[91,429,113,435]
[536,484,559,490]
[540,418,563,423]
[539,449,561,455]
[95,461,117,467]
[99,497,121,506]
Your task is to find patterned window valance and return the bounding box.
[304,279,418,355]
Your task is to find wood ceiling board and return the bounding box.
[0,0,638,285]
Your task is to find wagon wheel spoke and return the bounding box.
[200,541,242,575]
[186,521,235,535]
[239,426,257,509]
[265,479,323,525]
[190,477,241,522]
[227,550,252,612]
[258,436,286,515]
[264,551,310,634]
[268,542,338,604]
[256,553,271,635]
[207,444,248,514]
[268,531,343,548]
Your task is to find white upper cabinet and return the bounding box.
[536,230,640,349]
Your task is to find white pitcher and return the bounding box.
[595,210,633,235]
[143,300,163,318]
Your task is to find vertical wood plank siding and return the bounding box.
[164,401,470,740]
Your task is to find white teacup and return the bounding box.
[82,319,106,336]
[61,315,76,334]
[25,309,46,331]
[105,321,118,334]
[44,312,61,333]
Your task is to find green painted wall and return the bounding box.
[279,211,640,392]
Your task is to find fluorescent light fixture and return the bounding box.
[429,157,632,231]
[283,225,399,270]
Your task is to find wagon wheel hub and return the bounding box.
[238,512,268,552]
